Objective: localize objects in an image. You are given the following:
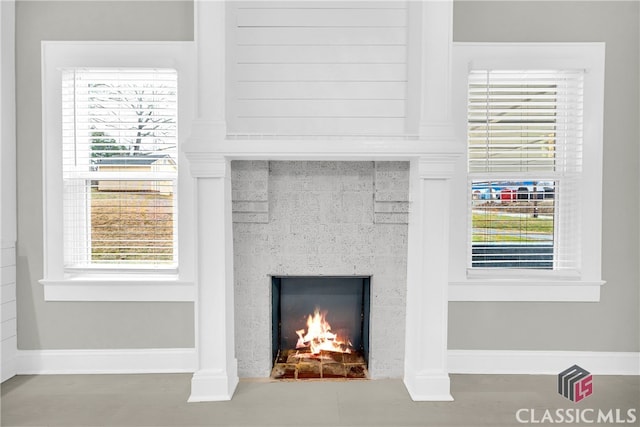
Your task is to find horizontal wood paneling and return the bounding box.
[227,1,409,136]
[236,45,406,64]
[237,99,405,118]
[1,283,16,305]
[1,335,17,382]
[237,7,407,28]
[1,318,16,341]
[1,265,15,287]
[236,1,402,9]
[235,81,406,101]
[236,27,407,46]
[1,300,16,323]
[235,64,405,82]
[234,117,406,135]
[1,246,15,267]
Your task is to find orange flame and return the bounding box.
[295,308,352,354]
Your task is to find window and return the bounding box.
[468,70,582,271]
[450,43,605,301]
[62,68,178,269]
[41,42,195,301]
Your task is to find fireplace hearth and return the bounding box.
[271,276,370,380]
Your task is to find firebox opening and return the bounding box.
[271,276,371,380]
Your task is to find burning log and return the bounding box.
[270,308,366,380]
[294,308,353,354]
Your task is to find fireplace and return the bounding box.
[185,1,456,402]
[271,276,371,379]
[232,161,408,379]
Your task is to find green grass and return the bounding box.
[472,212,553,233]
[472,235,536,242]
[472,212,553,243]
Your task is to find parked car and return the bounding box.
[500,188,516,201]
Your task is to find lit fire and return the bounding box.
[295,308,352,355]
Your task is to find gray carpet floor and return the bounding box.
[2,374,639,426]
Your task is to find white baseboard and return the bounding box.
[9,348,639,377]
[16,348,197,375]
[448,350,640,375]
[1,335,17,382]
[1,352,17,382]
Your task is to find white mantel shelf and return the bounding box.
[184,138,462,161]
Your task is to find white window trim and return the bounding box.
[40,41,196,302]
[449,43,606,302]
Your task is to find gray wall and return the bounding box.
[15,1,639,355]
[449,1,640,352]
[16,1,195,350]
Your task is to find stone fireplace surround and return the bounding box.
[232,161,409,378]
[182,1,460,402]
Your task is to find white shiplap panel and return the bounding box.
[1,283,16,305]
[236,27,407,46]
[236,99,405,118]
[235,81,407,101]
[234,63,406,82]
[236,1,403,9]
[1,301,16,323]
[1,265,15,287]
[237,8,407,28]
[236,45,406,64]
[234,117,406,135]
[1,318,16,341]
[228,1,409,136]
[0,247,15,267]
[1,335,18,382]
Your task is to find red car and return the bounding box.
[500,188,516,201]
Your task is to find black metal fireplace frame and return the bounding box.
[271,276,371,366]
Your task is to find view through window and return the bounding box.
[468,70,583,269]
[62,68,178,268]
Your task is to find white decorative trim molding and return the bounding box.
[448,350,640,375]
[15,348,197,375]
[1,336,17,382]
[40,40,197,302]
[40,279,195,302]
[417,152,459,179]
[12,348,636,378]
[0,0,17,385]
[183,152,229,178]
[449,280,605,302]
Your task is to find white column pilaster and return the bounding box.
[405,0,456,401]
[186,0,238,402]
[418,0,454,140]
[191,0,226,140]
[188,157,238,402]
[404,155,456,401]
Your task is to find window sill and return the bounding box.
[39,277,195,302]
[449,279,605,302]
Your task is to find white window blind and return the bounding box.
[467,70,584,270]
[62,68,178,269]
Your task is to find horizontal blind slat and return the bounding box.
[62,68,178,268]
[468,69,584,271]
